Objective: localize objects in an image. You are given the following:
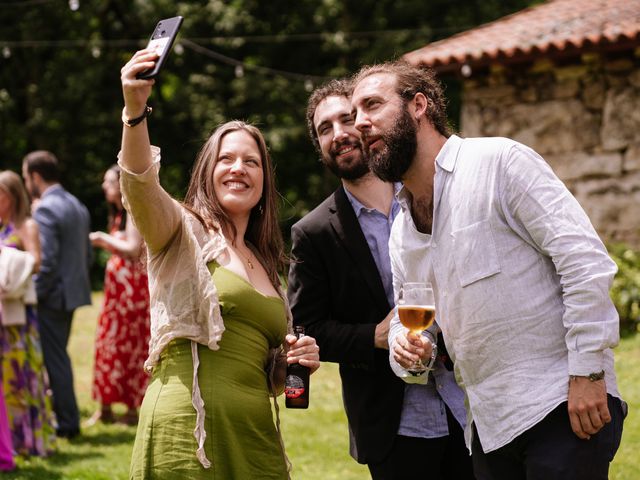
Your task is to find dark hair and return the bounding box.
[305,78,353,153]
[22,150,61,182]
[105,164,126,232]
[183,120,287,286]
[352,60,452,137]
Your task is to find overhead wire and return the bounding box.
[180,39,331,83]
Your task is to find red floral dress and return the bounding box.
[92,214,150,409]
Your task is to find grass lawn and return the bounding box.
[4,292,639,479]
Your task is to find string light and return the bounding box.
[180,39,330,84]
[68,0,79,11]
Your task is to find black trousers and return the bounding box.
[368,405,476,480]
[471,395,626,480]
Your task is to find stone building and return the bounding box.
[404,0,640,247]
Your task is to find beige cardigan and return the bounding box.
[0,246,37,326]
[119,148,292,472]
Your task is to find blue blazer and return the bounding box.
[34,184,92,311]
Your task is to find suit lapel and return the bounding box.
[329,186,391,311]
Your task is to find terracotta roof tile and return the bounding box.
[404,0,640,72]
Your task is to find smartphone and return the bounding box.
[136,16,183,80]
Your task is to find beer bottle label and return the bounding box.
[285,374,306,399]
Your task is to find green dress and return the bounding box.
[130,264,289,479]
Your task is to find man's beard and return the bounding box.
[323,140,370,181]
[365,106,417,183]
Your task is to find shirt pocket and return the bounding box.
[451,220,501,287]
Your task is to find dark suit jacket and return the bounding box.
[34,184,92,311]
[287,185,405,465]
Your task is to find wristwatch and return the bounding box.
[569,370,605,382]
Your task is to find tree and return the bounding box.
[0,0,535,249]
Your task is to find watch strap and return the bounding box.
[122,105,152,127]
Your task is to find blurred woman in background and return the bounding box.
[87,165,150,426]
[0,170,56,459]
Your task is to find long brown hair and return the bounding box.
[0,170,31,228]
[183,120,287,286]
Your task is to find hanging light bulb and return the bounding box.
[304,79,313,92]
[174,43,184,55]
[235,65,244,78]
[69,0,79,11]
[2,47,10,59]
[91,46,101,58]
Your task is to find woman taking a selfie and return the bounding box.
[119,49,320,480]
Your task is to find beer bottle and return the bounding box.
[285,326,310,409]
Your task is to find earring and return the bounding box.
[258,204,264,215]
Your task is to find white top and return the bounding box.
[388,135,621,453]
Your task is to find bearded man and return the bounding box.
[287,79,472,480]
[350,60,626,480]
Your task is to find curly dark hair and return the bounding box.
[352,60,452,138]
[305,78,353,153]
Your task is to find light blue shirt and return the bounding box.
[345,183,467,439]
[389,135,621,451]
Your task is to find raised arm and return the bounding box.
[120,49,157,174]
[118,50,181,254]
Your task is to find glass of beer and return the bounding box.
[398,282,436,375]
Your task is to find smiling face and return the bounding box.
[313,95,369,181]
[213,129,264,219]
[352,72,418,182]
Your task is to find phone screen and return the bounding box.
[147,37,171,57]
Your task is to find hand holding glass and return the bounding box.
[398,282,435,375]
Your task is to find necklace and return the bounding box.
[234,245,254,269]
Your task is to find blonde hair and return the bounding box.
[183,120,287,285]
[0,170,30,227]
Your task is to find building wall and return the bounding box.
[459,52,640,247]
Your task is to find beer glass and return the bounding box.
[398,282,435,375]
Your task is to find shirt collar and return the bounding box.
[344,182,402,217]
[396,134,463,207]
[435,134,463,173]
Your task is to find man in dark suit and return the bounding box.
[287,80,473,479]
[22,150,92,439]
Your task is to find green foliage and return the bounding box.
[0,0,534,219]
[609,244,640,334]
